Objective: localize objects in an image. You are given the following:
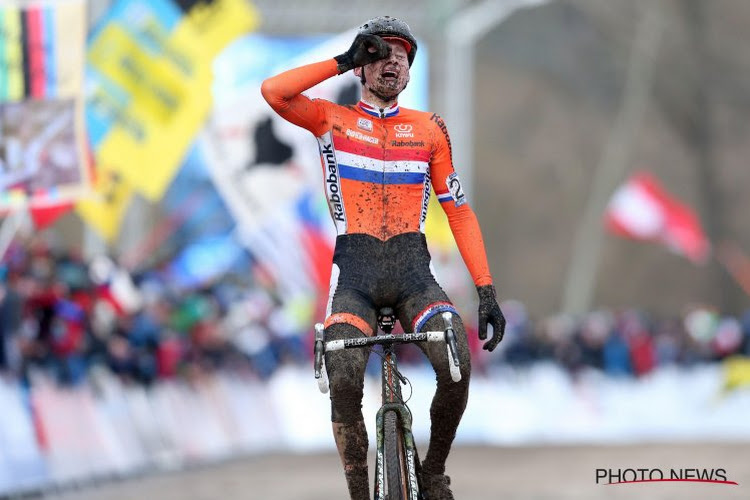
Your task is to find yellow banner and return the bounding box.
[87,0,257,202]
[185,0,260,56]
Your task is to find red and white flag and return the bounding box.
[605,171,710,263]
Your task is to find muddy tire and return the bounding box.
[384,411,407,499]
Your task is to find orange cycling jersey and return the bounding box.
[261,58,493,286]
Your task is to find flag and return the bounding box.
[29,201,74,229]
[605,171,710,263]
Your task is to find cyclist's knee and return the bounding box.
[328,368,366,423]
[423,313,472,385]
[329,377,366,423]
[325,322,369,423]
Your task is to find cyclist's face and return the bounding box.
[360,40,410,100]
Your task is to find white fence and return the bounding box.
[1,363,749,496]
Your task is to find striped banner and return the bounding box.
[0,0,83,101]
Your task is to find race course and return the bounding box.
[49,443,749,499]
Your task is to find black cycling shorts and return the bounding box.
[323,232,458,335]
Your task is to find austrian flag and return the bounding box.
[604,171,710,264]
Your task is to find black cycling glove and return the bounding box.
[334,34,391,73]
[477,284,506,352]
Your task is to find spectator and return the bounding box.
[741,309,750,356]
[0,275,23,374]
[653,317,682,366]
[603,329,631,377]
[621,312,656,377]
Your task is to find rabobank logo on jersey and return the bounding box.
[419,170,431,232]
[318,133,347,233]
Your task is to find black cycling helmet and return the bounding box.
[358,16,417,66]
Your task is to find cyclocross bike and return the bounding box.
[313,307,462,500]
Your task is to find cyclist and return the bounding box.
[262,16,506,500]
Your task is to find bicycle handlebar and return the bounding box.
[313,312,462,394]
[324,331,446,351]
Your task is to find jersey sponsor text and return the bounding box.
[346,128,379,144]
[319,135,346,227]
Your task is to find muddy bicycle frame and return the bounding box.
[314,309,461,500]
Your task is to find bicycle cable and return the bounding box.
[371,347,414,410]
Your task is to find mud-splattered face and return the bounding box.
[356,40,410,102]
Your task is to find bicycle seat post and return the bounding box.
[377,307,396,334]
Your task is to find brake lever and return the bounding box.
[441,312,462,382]
[314,323,324,379]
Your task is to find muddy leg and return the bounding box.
[417,313,471,476]
[326,322,373,500]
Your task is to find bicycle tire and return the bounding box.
[384,410,408,499]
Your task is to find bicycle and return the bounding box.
[313,307,462,500]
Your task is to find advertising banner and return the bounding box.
[0,0,89,210]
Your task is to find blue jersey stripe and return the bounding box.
[415,304,459,333]
[339,164,425,185]
[359,107,380,118]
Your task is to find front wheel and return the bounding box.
[384,410,408,499]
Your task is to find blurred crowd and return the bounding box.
[482,300,750,378]
[0,236,311,386]
[1,237,749,387]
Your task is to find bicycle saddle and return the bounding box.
[377,307,396,334]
